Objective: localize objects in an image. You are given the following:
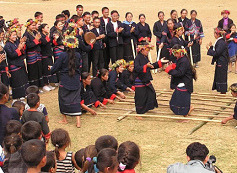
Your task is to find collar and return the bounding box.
[213,37,223,50]
[117,169,136,173]
[186,160,206,168]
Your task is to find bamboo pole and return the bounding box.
[117,109,135,121]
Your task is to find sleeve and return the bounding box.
[40,35,50,45]
[11,108,20,121]
[91,80,104,102]
[105,82,115,99]
[207,41,226,57]
[152,60,162,69]
[106,24,117,38]
[50,53,63,74]
[134,56,147,73]
[133,23,139,36]
[78,36,92,52]
[217,19,222,28]
[4,43,21,59]
[121,71,132,88]
[108,72,118,94]
[199,21,204,38]
[24,33,39,49]
[41,115,50,136]
[42,107,48,116]
[168,60,188,77]
[153,22,161,38]
[147,24,152,40]
[123,24,132,37]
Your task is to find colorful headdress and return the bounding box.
[169,47,187,56]
[25,19,38,27]
[221,10,230,15]
[214,27,226,37]
[111,59,126,70]
[174,23,184,32]
[136,44,154,52]
[62,35,79,48]
[229,83,237,92]
[6,18,19,28]
[5,27,18,40]
[125,61,134,68]
[65,22,78,36]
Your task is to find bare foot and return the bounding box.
[76,124,81,128]
[221,119,227,124]
[59,120,68,124]
[177,119,190,123]
[135,116,143,120]
[187,106,194,116]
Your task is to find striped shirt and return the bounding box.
[56,151,75,173]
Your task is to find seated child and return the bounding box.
[5,120,22,136]
[21,121,42,142]
[121,61,135,91]
[95,135,118,153]
[12,101,25,119]
[81,145,98,173]
[21,93,50,143]
[41,151,57,173]
[74,148,85,170]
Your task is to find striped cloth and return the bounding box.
[56,151,75,173]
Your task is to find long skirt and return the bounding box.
[123,43,136,61]
[191,42,201,63]
[170,87,191,115]
[26,51,44,87]
[9,65,29,99]
[134,78,158,114]
[58,85,81,116]
[212,64,228,93]
[42,56,57,84]
[0,69,9,87]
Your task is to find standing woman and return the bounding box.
[185,10,204,68]
[4,29,29,101]
[178,9,189,27]
[50,35,82,127]
[153,11,169,60]
[170,10,178,24]
[137,14,152,45]
[23,19,44,87]
[165,44,196,117]
[206,28,228,94]
[217,10,233,32]
[123,12,139,61]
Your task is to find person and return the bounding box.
[108,59,133,99]
[134,43,167,114]
[5,120,22,136]
[165,44,196,118]
[82,12,93,33]
[167,142,214,173]
[91,68,118,105]
[117,141,140,173]
[185,10,204,68]
[21,121,42,142]
[4,28,29,101]
[106,10,125,63]
[51,128,79,172]
[39,23,56,91]
[226,24,237,73]
[81,72,106,115]
[163,19,175,62]
[137,14,152,45]
[76,4,84,17]
[21,139,47,173]
[23,19,44,87]
[206,27,228,94]
[41,151,57,173]
[34,12,43,23]
[50,34,82,127]
[217,10,233,32]
[178,9,189,27]
[95,135,118,153]
[122,12,139,61]
[221,83,237,125]
[153,11,169,61]
[0,83,19,144]
[21,93,51,142]
[96,148,118,173]
[121,61,135,91]
[62,10,70,22]
[90,17,105,77]
[81,145,98,173]
[74,148,85,170]
[92,11,99,20]
[170,10,178,24]
[12,101,25,118]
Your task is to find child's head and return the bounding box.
[98,68,109,81]
[0,83,9,103]
[82,145,98,173]
[186,142,209,163]
[230,24,236,33]
[12,101,25,117]
[5,120,22,136]
[4,133,22,154]
[93,17,101,28]
[27,93,40,108]
[41,151,57,173]
[82,72,92,86]
[95,135,118,153]
[126,61,134,72]
[229,83,237,97]
[51,128,71,160]
[21,121,42,142]
[97,148,118,173]
[26,85,39,95]
[21,139,46,169]
[75,148,85,169]
[117,141,140,172]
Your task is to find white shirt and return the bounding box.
[96,28,100,35]
[111,21,118,32]
[103,18,108,27]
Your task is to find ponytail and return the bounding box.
[3,134,22,154]
[67,48,76,77]
[55,145,60,160]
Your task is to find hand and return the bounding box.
[100,34,105,39]
[99,102,106,108]
[89,25,94,30]
[194,34,198,40]
[199,39,202,45]
[103,43,106,48]
[18,42,24,50]
[187,33,190,36]
[20,36,27,43]
[147,62,154,69]
[188,41,193,47]
[0,54,5,63]
[127,87,134,92]
[35,32,41,40]
[117,91,126,99]
[206,43,210,50]
[161,57,169,63]
[0,46,3,52]
[48,65,52,70]
[107,99,114,104]
[89,109,97,115]
[162,31,166,35]
[130,26,135,33]
[208,41,212,47]
[118,27,124,33]
[159,43,164,49]
[53,33,59,40]
[6,71,11,77]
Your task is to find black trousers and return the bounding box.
[92,49,104,77]
[109,45,124,64]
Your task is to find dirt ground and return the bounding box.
[1,0,237,172]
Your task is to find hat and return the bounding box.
[214,27,226,37]
[173,23,184,32]
[62,35,79,48]
[111,59,126,70]
[65,22,78,36]
[25,19,38,27]
[221,10,230,15]
[125,61,134,68]
[136,43,154,52]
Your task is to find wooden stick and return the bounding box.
[97,112,222,123]
[117,109,135,121]
[131,39,136,59]
[188,35,194,66]
[154,48,161,73]
[148,52,155,74]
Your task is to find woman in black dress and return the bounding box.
[137,14,152,45]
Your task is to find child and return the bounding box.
[51,128,79,172]
[41,151,57,173]
[81,72,106,115]
[121,61,135,91]
[75,148,85,170]
[226,24,237,73]
[12,101,25,119]
[91,68,118,105]
[5,120,22,136]
[95,135,118,153]
[117,141,140,173]
[21,121,42,142]
[96,148,118,173]
[221,83,237,125]
[21,139,47,173]
[21,93,50,142]
[25,85,49,122]
[81,145,98,173]
[90,17,105,77]
[108,59,133,99]
[23,19,44,87]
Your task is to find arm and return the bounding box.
[168,60,188,77]
[24,33,40,49]
[153,22,162,38]
[108,72,118,94]
[147,24,152,41]
[41,116,50,140]
[80,102,97,115]
[207,41,226,57]
[50,53,63,74]
[4,43,22,60]
[106,24,117,38]
[72,153,81,170]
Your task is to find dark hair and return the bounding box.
[158,11,164,17]
[93,17,100,21]
[75,148,85,169]
[74,16,83,23]
[76,4,83,9]
[41,151,56,172]
[190,10,197,15]
[56,14,65,20]
[5,120,22,136]
[83,12,91,17]
[173,23,183,35]
[170,10,177,15]
[167,18,174,23]
[102,7,109,12]
[51,128,71,160]
[95,135,118,152]
[181,9,188,14]
[91,10,99,16]
[139,14,145,19]
[0,83,8,100]
[27,93,40,108]
[66,48,76,77]
[21,139,46,168]
[82,145,98,173]
[97,148,118,172]
[117,141,140,171]
[62,10,70,18]
[125,12,133,18]
[34,12,43,18]
[111,10,119,16]
[98,68,108,78]
[38,23,48,32]
[12,100,25,113]
[26,85,39,95]
[186,142,209,161]
[4,133,22,154]
[54,20,61,27]
[21,121,42,142]
[229,23,236,30]
[81,72,90,80]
